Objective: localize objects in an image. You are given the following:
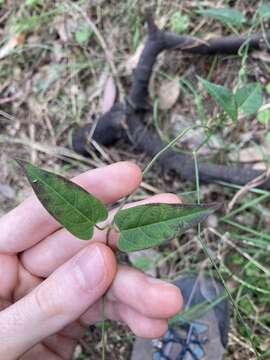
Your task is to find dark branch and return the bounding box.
[94,111,270,190]
[72,15,270,190]
[128,16,270,110]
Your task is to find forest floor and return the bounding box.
[0,0,270,359]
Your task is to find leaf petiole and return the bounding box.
[95,224,109,231]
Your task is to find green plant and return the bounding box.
[199,77,263,122]
[170,11,190,33]
[17,157,220,359]
[198,7,245,29]
[75,26,93,45]
[17,160,217,252]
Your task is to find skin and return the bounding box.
[0,162,182,360]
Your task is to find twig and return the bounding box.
[72,12,270,191]
[227,168,270,213]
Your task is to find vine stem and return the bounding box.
[142,125,210,177]
[100,228,114,360]
[100,125,210,360]
[101,296,106,360]
[192,151,260,359]
[110,124,211,228]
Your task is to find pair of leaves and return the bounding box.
[18,160,218,252]
[198,7,245,28]
[199,78,262,122]
[258,3,270,20]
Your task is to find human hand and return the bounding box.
[0,162,182,360]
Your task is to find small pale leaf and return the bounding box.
[75,26,92,45]
[170,11,190,33]
[235,83,262,115]
[101,76,117,114]
[0,33,25,60]
[198,7,245,28]
[18,160,108,240]
[115,203,219,252]
[124,42,145,75]
[199,77,238,122]
[158,78,180,110]
[258,3,270,19]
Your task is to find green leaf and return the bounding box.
[257,109,270,124]
[199,77,238,122]
[265,132,270,144]
[18,160,108,240]
[258,3,270,19]
[265,82,270,95]
[115,203,219,252]
[75,26,92,45]
[198,7,245,28]
[170,11,190,33]
[25,0,42,7]
[235,83,263,115]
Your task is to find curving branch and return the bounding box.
[72,14,270,190]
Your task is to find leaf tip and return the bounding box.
[209,202,223,212]
[15,158,28,169]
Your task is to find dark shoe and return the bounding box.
[131,274,229,360]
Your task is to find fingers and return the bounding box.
[0,162,142,253]
[80,265,182,338]
[20,343,62,360]
[0,243,116,360]
[113,304,168,339]
[0,254,18,300]
[107,265,182,319]
[21,193,181,278]
[81,301,168,339]
[13,261,42,301]
[43,334,76,359]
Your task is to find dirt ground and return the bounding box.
[1,1,270,359]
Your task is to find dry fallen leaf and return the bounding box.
[235,145,270,170]
[158,78,180,110]
[124,42,145,75]
[100,75,117,114]
[53,17,78,43]
[239,146,264,163]
[0,33,25,59]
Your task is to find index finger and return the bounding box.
[21,193,181,278]
[0,162,142,253]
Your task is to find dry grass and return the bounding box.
[1,0,270,359]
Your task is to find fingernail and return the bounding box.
[147,276,173,288]
[75,245,105,291]
[147,276,166,285]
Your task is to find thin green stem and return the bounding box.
[193,151,200,204]
[222,193,270,220]
[192,151,260,358]
[111,125,211,228]
[142,125,210,177]
[101,296,106,360]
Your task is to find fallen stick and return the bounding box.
[72,13,270,190]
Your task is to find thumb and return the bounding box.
[0,243,116,360]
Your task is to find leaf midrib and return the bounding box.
[33,170,95,226]
[119,209,209,231]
